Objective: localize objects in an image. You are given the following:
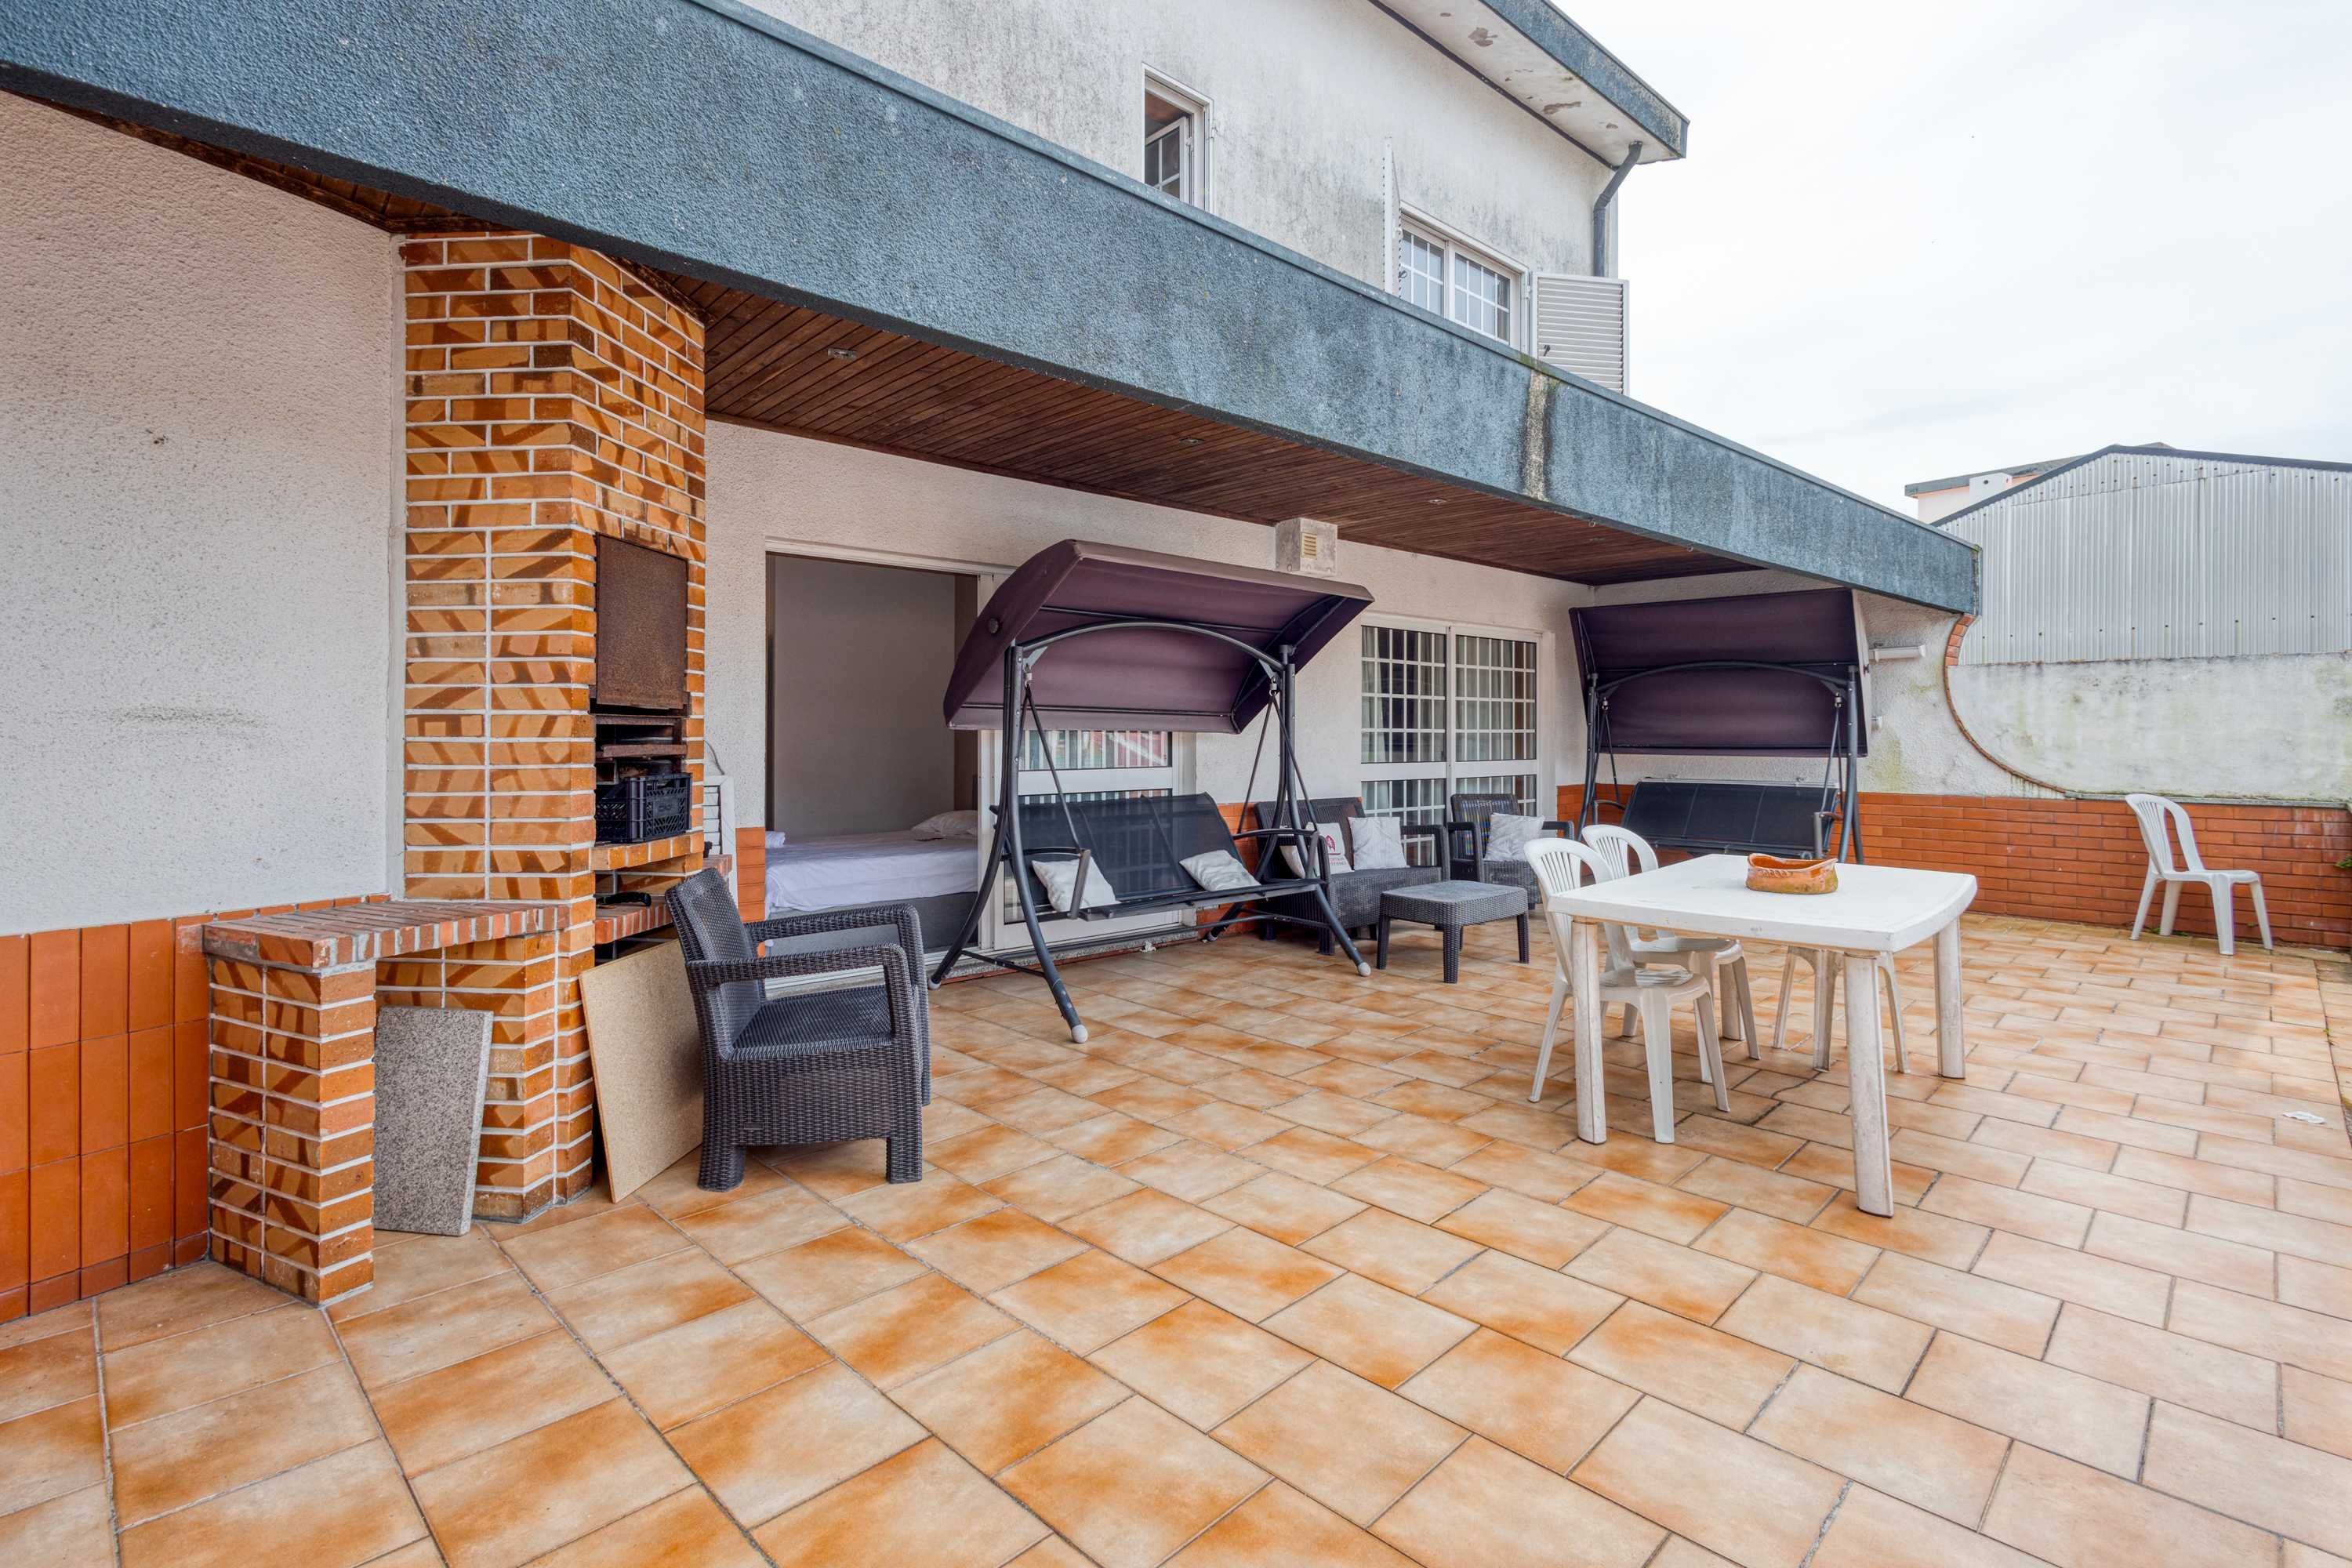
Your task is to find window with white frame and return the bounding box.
[1396,220,1518,347]
[1143,76,1205,206]
[1360,622,1544,862]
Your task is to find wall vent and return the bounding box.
[1274,517,1339,577]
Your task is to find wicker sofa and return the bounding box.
[1247,796,1444,946]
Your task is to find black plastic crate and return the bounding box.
[595,772,692,844]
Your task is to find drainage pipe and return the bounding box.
[1590,142,1644,276]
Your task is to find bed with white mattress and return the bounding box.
[764,829,981,949]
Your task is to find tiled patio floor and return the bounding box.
[5,915,2350,1568]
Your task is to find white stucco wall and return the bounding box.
[705,423,1595,829]
[746,0,1612,296]
[0,96,399,932]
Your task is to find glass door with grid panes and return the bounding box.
[1359,620,1546,865]
[978,724,1192,953]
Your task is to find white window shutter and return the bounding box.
[1533,274,1628,393]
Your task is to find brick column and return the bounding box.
[400,232,706,1220]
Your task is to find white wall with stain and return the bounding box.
[745,0,1616,294]
[0,96,399,931]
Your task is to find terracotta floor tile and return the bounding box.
[410,1399,689,1568]
[2045,1305,2279,1429]
[1348,1109,1497,1167]
[2143,1400,2352,1557]
[1423,1188,1599,1269]
[1203,1171,1367,1246]
[2170,1281,2352,1382]
[111,1360,379,1525]
[1061,1188,1234,1265]
[1455,1102,1577,1152]
[99,1300,337,1428]
[1750,1363,2009,1525]
[0,1483,112,1568]
[1983,1440,2278,1568]
[985,1152,1145,1221]
[835,1170,1004,1240]
[1166,1479,1417,1566]
[1161,1101,1293,1152]
[1152,1225,1341,1322]
[1695,1206,1879,1294]
[1675,1154,1838,1224]
[927,1123,1061,1182]
[2202,1190,2352,1269]
[735,1226,925,1320]
[1572,1398,1842,1568]
[1093,1298,1313,1429]
[1781,1141,1938,1206]
[1650,1538,1745,1568]
[1919,1174,2094,1247]
[807,1271,1018,1388]
[1378,1436,1665,1568]
[2112,1146,2278,1204]
[1564,1228,1757,1324]
[667,1181,848,1265]
[1849,1252,2059,1356]
[0,1300,91,1353]
[1810,1485,2051,1568]
[1401,1327,1639,1472]
[991,1248,1188,1354]
[1564,1171,1730,1244]
[760,1140,896,1201]
[1000,1396,1266,1568]
[1087,1079,1216,1127]
[637,1151,793,1215]
[1212,1357,1462,1524]
[1329,1155,1488,1224]
[526,1487,763,1568]
[337,1269,558,1388]
[331,1229,510,1321]
[1245,1126,1382,1184]
[1261,1272,1475,1388]
[600,1297,827,1430]
[2284,1366,2352,1459]
[1907,1331,2151,1475]
[370,1328,615,1475]
[1119,1138,1269,1202]
[904,1207,1088,1294]
[1446,1139,1602,1203]
[1420,1248,1621,1354]
[891,1327,1127,1472]
[670,1361,924,1526]
[1715,1273,1934,1393]
[752,1436,1049,1566]
[2020,1161,2190,1226]
[93,1261,282,1350]
[1970,1231,2172,1326]
[2085,1209,2274,1297]
[1301,1208,1483,1294]
[545,1247,753,1354]
[498,1202,687,1293]
[115,1439,426,1568]
[0,1394,103,1515]
[0,1323,94,1424]
[1811,1190,1989,1269]
[1568,1301,1795,1428]
[1565,1131,1709,1185]
[2279,1254,2352,1321]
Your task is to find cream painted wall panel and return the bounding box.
[0,96,398,931]
[744,0,1611,295]
[704,422,1593,827]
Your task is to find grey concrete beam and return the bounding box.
[1,0,1975,611]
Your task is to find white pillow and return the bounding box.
[1180,850,1256,892]
[1279,822,1352,879]
[1348,815,1409,870]
[909,810,979,840]
[1484,813,1549,864]
[1029,856,1117,914]
[764,829,788,848]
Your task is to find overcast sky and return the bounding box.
[1561,0,2352,512]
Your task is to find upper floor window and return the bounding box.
[1397,220,1518,347]
[1144,74,1206,207]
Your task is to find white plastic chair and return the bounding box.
[1582,824,1760,1071]
[1769,947,1914,1074]
[1525,838,1727,1141]
[2126,793,2271,956]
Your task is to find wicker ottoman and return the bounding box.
[1377,880,1531,984]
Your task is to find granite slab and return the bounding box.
[373,1005,494,1236]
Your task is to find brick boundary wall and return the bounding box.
[1557,786,2351,953]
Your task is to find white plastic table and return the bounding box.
[1545,855,1977,1217]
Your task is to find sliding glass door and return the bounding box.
[1357,618,1548,863]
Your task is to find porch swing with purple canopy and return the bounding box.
[932,540,1375,1043]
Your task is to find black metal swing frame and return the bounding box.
[929,619,1368,1044]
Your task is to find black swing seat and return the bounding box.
[1018,791,1327,920]
[1608,780,1841,859]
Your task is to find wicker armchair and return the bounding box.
[666,869,930,1192]
[1447,792,1573,903]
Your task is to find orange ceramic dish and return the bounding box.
[1746,852,1838,895]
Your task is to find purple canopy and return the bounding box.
[944,540,1373,732]
[1570,587,1869,757]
